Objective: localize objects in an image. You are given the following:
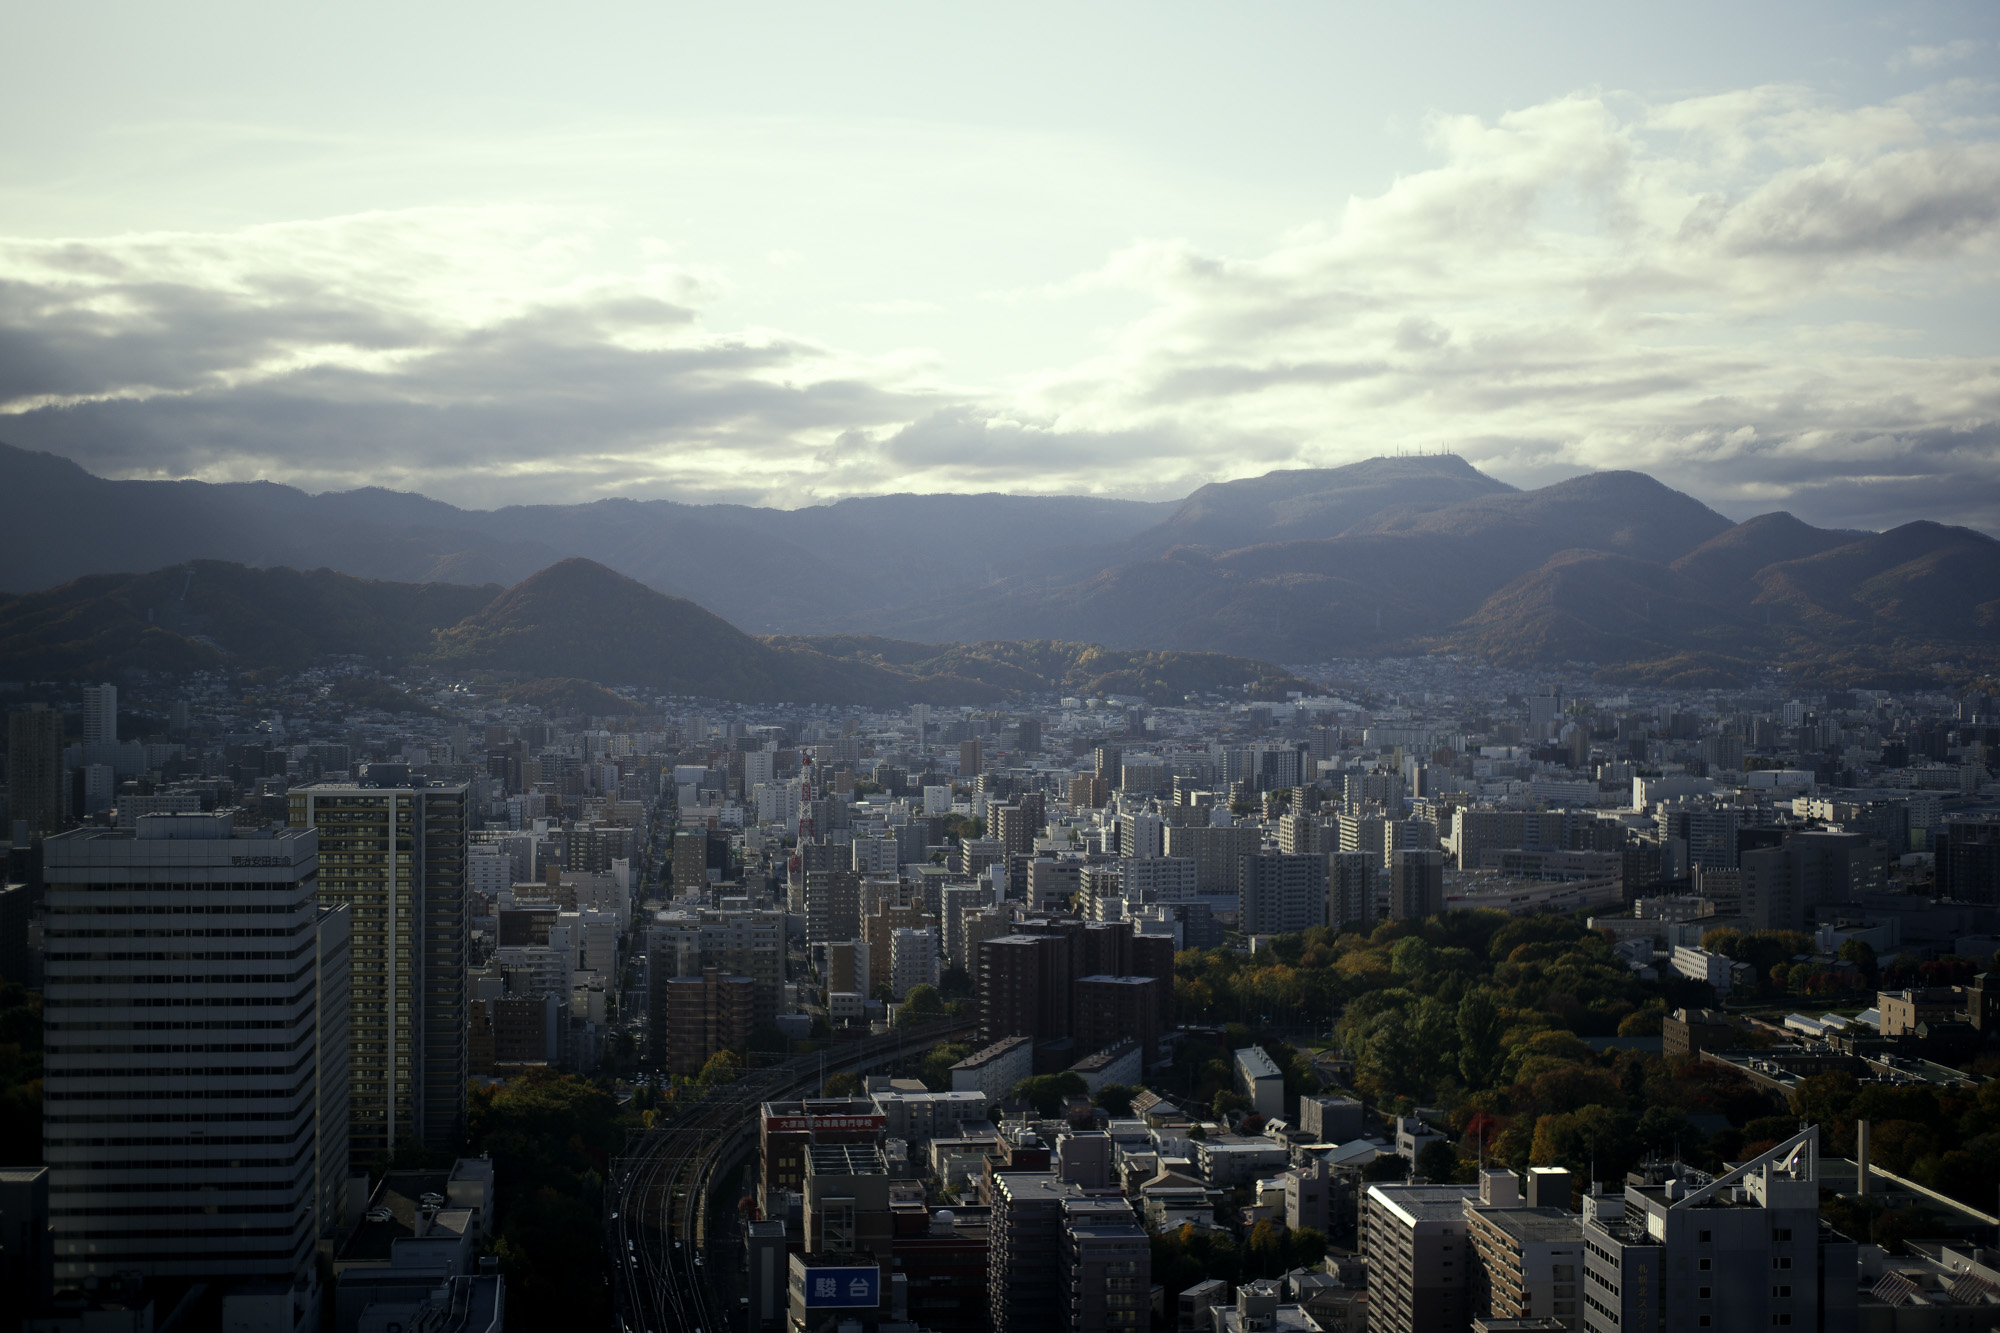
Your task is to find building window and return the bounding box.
[1698,1230,1712,1242]
[1771,1286,1791,1298]
[1699,1288,1711,1299]
[1699,1318,1711,1328]
[1698,1258,1711,1271]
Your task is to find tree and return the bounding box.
[1391,936,1439,979]
[1244,1217,1289,1276]
[824,1072,862,1097]
[696,1050,742,1085]
[918,1041,971,1091]
[1838,938,1879,982]
[1096,1083,1137,1117]
[1362,1154,1408,1181]
[1011,1072,1088,1117]
[899,984,945,1020]
[1416,1138,1460,1184]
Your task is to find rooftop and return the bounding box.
[1235,1046,1281,1079]
[1366,1183,1479,1225]
[806,1143,887,1177]
[1467,1204,1584,1244]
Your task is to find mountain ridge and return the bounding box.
[6,443,1998,687]
[0,556,1315,704]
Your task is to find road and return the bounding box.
[608,1017,974,1333]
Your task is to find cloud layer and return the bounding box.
[2,81,1998,531]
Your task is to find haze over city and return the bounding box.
[5,8,2000,1333]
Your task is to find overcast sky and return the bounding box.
[2,1,1997,532]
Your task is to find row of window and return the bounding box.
[52,881,304,893]
[51,1223,304,1240]
[45,1108,310,1124]
[53,1170,310,1192]
[53,1201,305,1217]
[48,927,311,943]
[47,901,312,916]
[47,1018,304,1031]
[47,964,314,984]
[46,1132,306,1147]
[46,940,316,962]
[44,1149,310,1171]
[47,1077,313,1102]
[47,1035,313,1054]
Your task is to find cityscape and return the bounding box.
[2,618,1998,1331]
[4,5,2000,1333]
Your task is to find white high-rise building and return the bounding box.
[81,682,117,745]
[890,925,940,999]
[853,835,899,876]
[41,813,350,1299]
[1119,811,1164,860]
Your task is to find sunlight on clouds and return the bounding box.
[0,80,1995,529]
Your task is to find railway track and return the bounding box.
[609,1018,973,1332]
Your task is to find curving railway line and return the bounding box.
[609,1018,974,1333]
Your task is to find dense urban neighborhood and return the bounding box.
[4,636,1999,1331]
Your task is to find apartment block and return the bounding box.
[1365,1182,1478,1333]
[290,780,469,1163]
[1063,1195,1149,1333]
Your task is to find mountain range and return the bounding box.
[3,441,1997,689]
[0,557,1315,705]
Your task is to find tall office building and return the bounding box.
[1740,829,1878,932]
[649,904,785,1027]
[80,684,117,745]
[1329,850,1377,931]
[41,813,350,1293]
[1938,818,2000,905]
[1389,849,1445,921]
[806,870,861,950]
[289,779,469,1164]
[1240,852,1329,934]
[1163,823,1260,897]
[7,706,64,835]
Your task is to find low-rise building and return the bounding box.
[1234,1046,1285,1120]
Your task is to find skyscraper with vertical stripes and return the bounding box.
[289,778,468,1164]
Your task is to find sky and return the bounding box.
[2,2,1997,533]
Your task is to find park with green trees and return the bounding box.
[1161,908,2000,1236]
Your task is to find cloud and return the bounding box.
[1891,39,1981,71]
[0,82,1997,531]
[996,84,2000,533]
[858,299,941,315]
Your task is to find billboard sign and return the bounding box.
[802,1265,879,1308]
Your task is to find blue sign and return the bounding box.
[802,1265,879,1308]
